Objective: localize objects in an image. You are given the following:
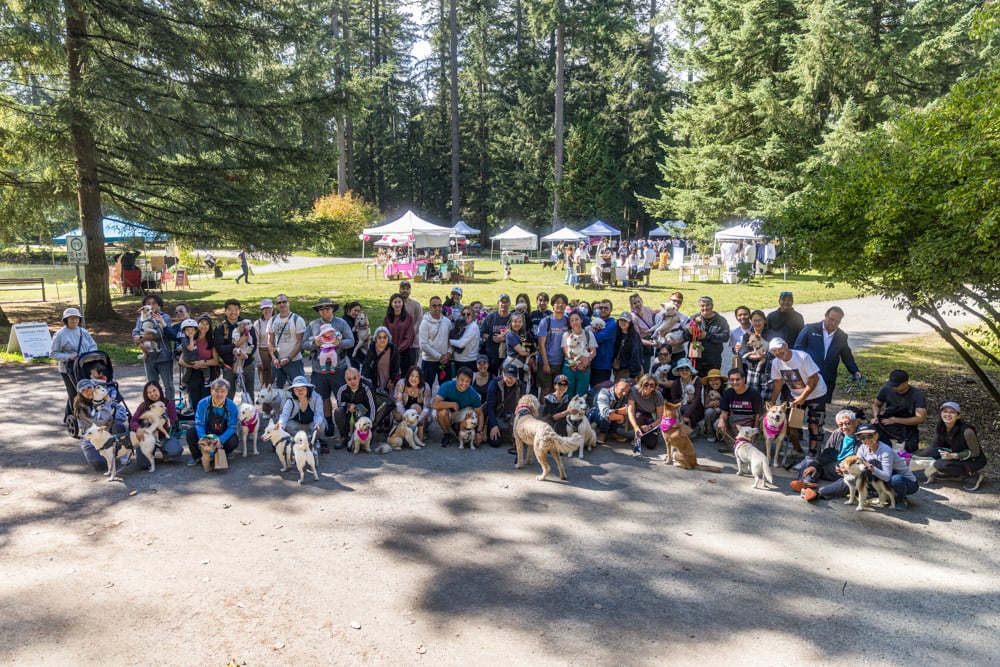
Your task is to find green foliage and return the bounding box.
[305,191,380,255]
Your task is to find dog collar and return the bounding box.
[763,417,783,438]
[515,407,531,417]
[659,416,678,432]
[733,436,752,448]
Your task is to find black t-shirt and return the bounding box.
[875,384,927,418]
[720,387,763,427]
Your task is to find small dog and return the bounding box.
[316,323,342,371]
[387,408,425,450]
[197,436,226,472]
[541,260,556,269]
[352,312,372,360]
[351,416,374,454]
[732,426,773,489]
[232,319,254,360]
[503,265,512,280]
[137,305,160,355]
[650,302,683,347]
[564,395,597,458]
[660,401,722,472]
[512,395,583,481]
[255,384,288,422]
[564,332,591,369]
[238,402,261,457]
[262,422,295,473]
[452,408,479,450]
[743,332,766,358]
[84,424,121,482]
[762,402,789,467]
[140,400,171,441]
[292,431,319,484]
[129,427,158,473]
[840,456,897,511]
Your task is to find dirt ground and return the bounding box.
[1,360,998,666]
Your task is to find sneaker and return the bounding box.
[706,435,716,443]
[324,423,336,438]
[963,473,984,492]
[790,480,817,493]
[441,433,454,448]
[802,488,819,502]
[596,433,607,445]
[333,439,348,450]
[186,458,199,467]
[896,499,908,511]
[611,432,628,443]
[320,445,330,455]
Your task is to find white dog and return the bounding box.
[84,424,121,482]
[351,416,375,454]
[238,402,261,457]
[564,395,597,458]
[732,426,773,489]
[387,408,425,450]
[352,312,371,359]
[292,431,319,484]
[129,427,158,473]
[255,384,288,422]
[137,305,160,355]
[452,407,479,450]
[564,332,591,369]
[232,319,255,360]
[262,422,295,473]
[650,302,683,347]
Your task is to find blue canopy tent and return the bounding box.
[578,220,621,238]
[53,217,166,245]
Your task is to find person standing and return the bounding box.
[769,337,828,454]
[214,299,257,400]
[765,291,804,346]
[729,305,752,367]
[536,293,570,398]
[398,280,423,371]
[302,297,355,438]
[132,293,174,403]
[253,299,275,388]
[50,307,97,404]
[418,296,453,387]
[480,294,512,375]
[234,248,250,284]
[684,296,730,374]
[793,306,861,398]
[267,294,306,389]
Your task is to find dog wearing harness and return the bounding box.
[238,402,261,457]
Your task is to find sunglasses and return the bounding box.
[642,382,656,388]
[275,300,289,305]
[430,303,443,308]
[858,433,877,439]
[555,381,569,386]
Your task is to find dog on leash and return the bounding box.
[565,395,597,458]
[129,427,158,473]
[452,408,479,450]
[732,426,773,489]
[387,408,425,450]
[512,395,583,481]
[660,401,722,472]
[840,456,897,511]
[762,402,789,467]
[84,424,122,482]
[262,422,295,473]
[351,416,374,454]
[292,431,319,484]
[352,312,372,360]
[255,384,288,422]
[238,402,261,457]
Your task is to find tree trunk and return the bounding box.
[552,2,565,231]
[449,0,460,223]
[65,0,114,321]
[334,7,346,195]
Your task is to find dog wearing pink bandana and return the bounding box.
[351,416,374,454]
[762,402,789,467]
[661,401,721,472]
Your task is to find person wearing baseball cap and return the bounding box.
[853,421,920,510]
[485,363,525,449]
[765,291,804,346]
[871,369,926,452]
[303,297,354,442]
[769,336,828,455]
[919,402,987,491]
[51,306,98,402]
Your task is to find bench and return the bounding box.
[0,277,46,301]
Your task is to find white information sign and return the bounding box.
[7,322,53,360]
[67,235,89,265]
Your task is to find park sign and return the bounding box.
[66,235,89,265]
[7,322,52,360]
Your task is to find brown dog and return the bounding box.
[661,401,722,472]
[512,395,583,481]
[197,437,228,472]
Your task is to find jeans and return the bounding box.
[223,362,256,401]
[136,436,184,469]
[587,408,625,438]
[890,475,919,501]
[272,358,305,390]
[144,358,175,403]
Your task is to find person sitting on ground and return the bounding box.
[669,358,703,433]
[700,369,727,443]
[185,377,239,467]
[431,367,483,448]
[915,402,986,491]
[716,367,763,447]
[278,375,325,443]
[75,379,128,472]
[587,380,632,445]
[485,366,525,449]
[854,422,920,510]
[628,373,665,454]
[393,366,434,440]
[792,409,862,500]
[542,373,572,436]
[130,381,183,469]
[333,368,377,450]
[871,369,927,453]
[50,307,98,405]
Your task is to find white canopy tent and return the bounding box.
[714,220,764,242]
[491,224,538,255]
[363,210,454,248]
[578,220,621,237]
[540,226,587,243]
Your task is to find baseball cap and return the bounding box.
[940,401,960,413]
[780,291,793,298]
[259,298,274,309]
[498,293,510,303]
[855,423,877,435]
[618,311,633,322]
[451,287,463,296]
[502,365,519,377]
[553,374,569,385]
[768,337,787,351]
[476,354,489,363]
[76,378,95,392]
[400,279,411,287]
[887,369,909,387]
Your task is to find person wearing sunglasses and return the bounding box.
[627,373,665,454]
[851,423,919,510]
[418,297,454,386]
[542,374,573,436]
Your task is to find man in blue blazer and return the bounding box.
[793,306,862,399]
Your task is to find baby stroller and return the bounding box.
[64,350,132,437]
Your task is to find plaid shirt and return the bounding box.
[744,352,773,399]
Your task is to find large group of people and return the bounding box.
[53,278,986,502]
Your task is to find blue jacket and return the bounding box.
[793,322,859,395]
[592,316,617,371]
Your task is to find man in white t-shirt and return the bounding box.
[769,337,828,454]
[267,293,306,389]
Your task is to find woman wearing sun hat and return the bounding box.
[700,368,728,442]
[50,307,98,403]
[279,376,325,440]
[669,358,703,432]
